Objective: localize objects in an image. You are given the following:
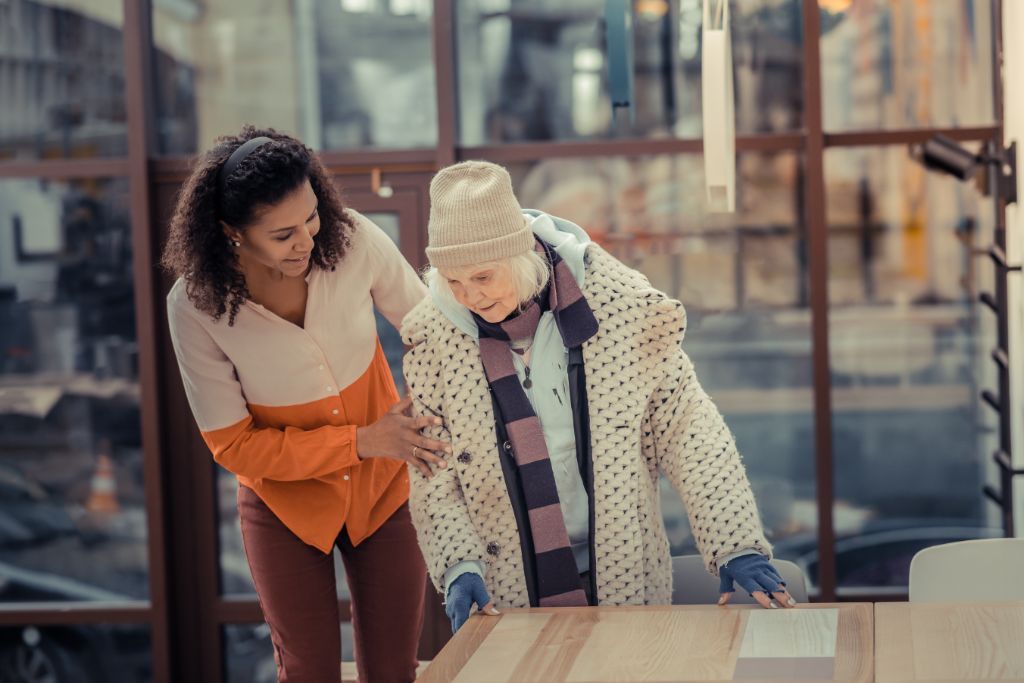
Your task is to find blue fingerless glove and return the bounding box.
[718,554,786,599]
[445,573,494,633]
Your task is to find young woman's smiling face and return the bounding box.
[441,262,519,322]
[223,179,320,278]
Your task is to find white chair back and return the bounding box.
[909,538,1024,602]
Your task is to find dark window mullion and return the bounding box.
[824,126,1001,148]
[433,0,457,167]
[0,602,151,626]
[801,0,837,603]
[123,0,169,680]
[458,133,804,163]
[0,158,129,179]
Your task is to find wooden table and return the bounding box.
[875,601,1024,682]
[417,604,873,683]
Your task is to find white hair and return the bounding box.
[424,249,551,310]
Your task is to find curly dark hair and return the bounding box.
[160,125,353,325]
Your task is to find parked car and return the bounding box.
[0,466,76,549]
[770,518,1003,595]
[0,560,276,683]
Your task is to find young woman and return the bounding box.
[162,126,448,682]
[403,161,795,632]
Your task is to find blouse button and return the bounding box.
[318,364,325,370]
[343,474,350,481]
[325,386,333,392]
[332,409,339,416]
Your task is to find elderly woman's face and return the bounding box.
[442,262,519,323]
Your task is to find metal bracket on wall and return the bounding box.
[972,138,1020,536]
[914,135,1020,534]
[979,291,999,313]
[987,244,1022,272]
[997,141,1018,206]
[984,451,1024,507]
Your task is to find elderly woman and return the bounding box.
[402,161,795,632]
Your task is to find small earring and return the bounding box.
[231,239,241,247]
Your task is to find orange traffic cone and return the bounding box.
[86,445,120,514]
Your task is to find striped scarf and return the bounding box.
[473,240,599,607]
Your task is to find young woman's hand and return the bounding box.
[356,397,451,478]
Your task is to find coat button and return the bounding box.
[486,542,500,557]
[502,440,512,452]
[457,452,472,464]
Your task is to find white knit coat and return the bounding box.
[400,244,771,608]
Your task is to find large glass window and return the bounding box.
[0,623,151,682]
[222,622,355,681]
[0,178,149,601]
[0,0,127,160]
[824,145,1000,593]
[152,0,437,155]
[364,211,407,390]
[509,152,816,580]
[222,624,278,683]
[820,1,995,132]
[456,0,803,145]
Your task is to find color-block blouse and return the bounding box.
[167,210,426,552]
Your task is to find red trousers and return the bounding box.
[238,485,426,683]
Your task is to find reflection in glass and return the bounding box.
[0,623,150,682]
[152,0,437,154]
[509,153,816,581]
[223,622,355,682]
[364,212,406,391]
[825,145,999,592]
[0,179,149,602]
[820,1,994,131]
[0,0,127,160]
[456,0,802,145]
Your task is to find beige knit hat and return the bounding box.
[426,160,534,269]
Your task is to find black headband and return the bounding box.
[218,136,273,194]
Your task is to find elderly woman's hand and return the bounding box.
[356,397,451,478]
[446,573,500,633]
[717,554,797,609]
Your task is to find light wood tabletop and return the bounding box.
[875,601,1024,682]
[416,603,873,683]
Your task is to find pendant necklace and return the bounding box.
[511,343,533,389]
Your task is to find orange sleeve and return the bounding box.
[202,416,360,482]
[167,296,362,482]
